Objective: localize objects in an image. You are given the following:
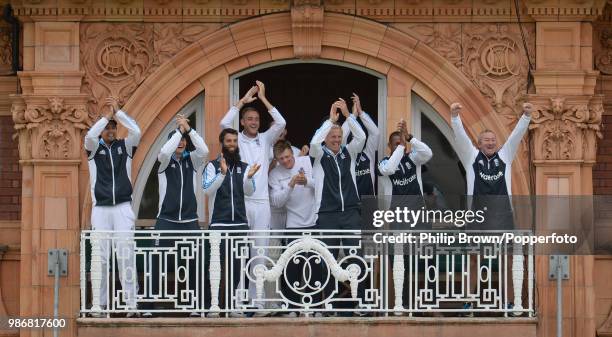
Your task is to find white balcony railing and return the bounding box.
[79,229,534,317]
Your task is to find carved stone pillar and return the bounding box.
[528,9,604,337]
[11,20,89,337]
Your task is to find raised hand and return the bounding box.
[240,86,259,106]
[397,120,407,147]
[351,92,362,117]
[176,114,189,133]
[299,145,310,157]
[398,119,412,142]
[329,102,340,123]
[523,102,533,117]
[338,98,350,118]
[104,96,120,119]
[450,102,462,117]
[219,154,228,175]
[247,163,261,178]
[255,80,266,99]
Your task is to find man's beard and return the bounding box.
[222,146,241,166]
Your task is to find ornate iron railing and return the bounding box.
[79,229,534,317]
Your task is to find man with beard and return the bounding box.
[143,114,209,318]
[450,101,532,315]
[203,128,260,318]
[220,81,286,314]
[341,93,380,197]
[85,96,141,317]
[309,98,366,315]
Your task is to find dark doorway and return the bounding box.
[237,63,380,148]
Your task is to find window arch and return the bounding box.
[411,92,466,208]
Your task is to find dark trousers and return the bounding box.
[143,219,201,311]
[281,231,323,309]
[315,208,369,309]
[203,224,250,310]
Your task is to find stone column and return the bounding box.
[11,21,90,337]
[528,9,603,337]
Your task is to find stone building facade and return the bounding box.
[0,0,611,336]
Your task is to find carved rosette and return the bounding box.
[291,0,324,59]
[528,96,603,162]
[595,24,612,75]
[80,24,158,121]
[11,95,91,161]
[463,24,535,126]
[153,24,217,65]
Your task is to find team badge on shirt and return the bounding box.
[405,161,412,170]
[340,153,346,160]
[494,158,499,167]
[117,147,123,155]
[237,167,242,174]
[478,159,484,167]
[99,150,106,156]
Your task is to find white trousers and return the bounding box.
[90,202,138,310]
[245,199,271,308]
[267,210,287,308]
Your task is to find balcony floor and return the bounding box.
[77,316,538,337]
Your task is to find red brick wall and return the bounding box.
[0,115,21,219]
[594,112,612,195]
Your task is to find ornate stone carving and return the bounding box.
[463,24,535,127]
[400,24,462,67]
[153,24,218,64]
[81,23,219,119]
[80,24,159,120]
[595,26,612,75]
[12,96,90,160]
[291,0,324,58]
[0,24,13,74]
[528,96,602,161]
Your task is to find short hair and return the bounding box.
[219,128,238,143]
[106,119,117,128]
[273,140,293,158]
[388,131,402,143]
[240,106,259,119]
[477,129,496,143]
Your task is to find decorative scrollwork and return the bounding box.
[12,96,91,160]
[529,96,603,161]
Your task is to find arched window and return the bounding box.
[411,93,466,208]
[132,94,205,228]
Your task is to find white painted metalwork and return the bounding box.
[80,229,535,317]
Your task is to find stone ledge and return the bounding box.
[77,316,538,326]
[77,317,538,337]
